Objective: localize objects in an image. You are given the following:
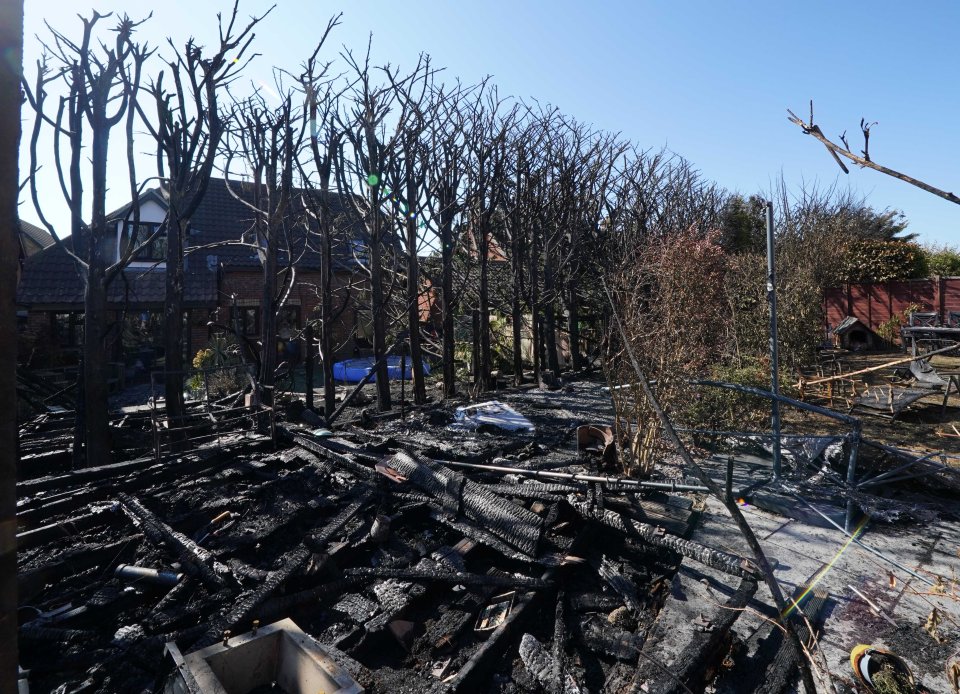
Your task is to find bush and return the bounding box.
[843,239,927,282]
[681,359,795,435]
[188,335,246,398]
[924,244,960,277]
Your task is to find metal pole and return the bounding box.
[433,458,733,494]
[844,428,861,532]
[766,201,782,483]
[725,456,734,504]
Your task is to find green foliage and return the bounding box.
[843,239,927,282]
[187,334,245,398]
[720,194,766,254]
[923,244,960,277]
[681,359,794,434]
[876,303,921,345]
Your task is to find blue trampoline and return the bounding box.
[332,356,431,383]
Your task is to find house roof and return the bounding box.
[17,243,217,308]
[19,220,55,254]
[17,177,367,308]
[177,177,366,272]
[833,315,872,335]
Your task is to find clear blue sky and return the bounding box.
[20,0,960,245]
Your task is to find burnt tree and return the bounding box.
[138,1,268,426]
[225,91,303,414]
[0,0,22,686]
[298,14,342,417]
[24,12,152,466]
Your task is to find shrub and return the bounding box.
[924,244,960,277]
[843,239,927,282]
[188,334,246,398]
[681,359,795,435]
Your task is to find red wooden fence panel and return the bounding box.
[824,278,960,334]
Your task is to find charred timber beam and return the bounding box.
[194,490,373,649]
[428,510,545,567]
[388,451,544,556]
[18,535,142,603]
[483,482,583,501]
[17,439,271,526]
[598,556,644,615]
[519,633,583,694]
[630,576,758,694]
[144,577,195,633]
[18,455,156,495]
[343,566,551,589]
[572,501,759,580]
[552,592,567,694]
[117,493,228,590]
[434,459,728,494]
[581,619,646,662]
[569,593,625,613]
[289,432,375,480]
[756,588,830,694]
[16,506,119,550]
[19,623,96,644]
[253,578,362,622]
[446,527,592,693]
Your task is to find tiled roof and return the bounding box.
[181,177,366,271]
[17,177,366,307]
[19,220,55,252]
[17,242,217,307]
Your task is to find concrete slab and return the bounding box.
[689,496,960,693]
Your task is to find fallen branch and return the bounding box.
[800,342,959,388]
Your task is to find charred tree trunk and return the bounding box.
[530,227,542,386]
[84,120,113,467]
[308,122,339,419]
[567,279,582,371]
[260,224,278,410]
[163,215,185,425]
[511,263,525,385]
[320,236,336,417]
[369,203,391,411]
[404,177,426,405]
[478,238,491,389]
[472,309,481,386]
[543,250,560,376]
[440,204,456,398]
[304,322,314,410]
[0,0,22,685]
[510,168,525,385]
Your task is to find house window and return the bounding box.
[51,312,83,346]
[354,310,373,349]
[277,306,300,339]
[124,222,167,262]
[231,306,260,336]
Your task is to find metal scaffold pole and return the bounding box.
[766,200,782,482]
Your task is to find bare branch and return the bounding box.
[787,105,960,205]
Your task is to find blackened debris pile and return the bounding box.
[17,387,765,694]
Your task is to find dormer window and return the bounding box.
[124,222,167,262]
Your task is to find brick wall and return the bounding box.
[220,269,361,360]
